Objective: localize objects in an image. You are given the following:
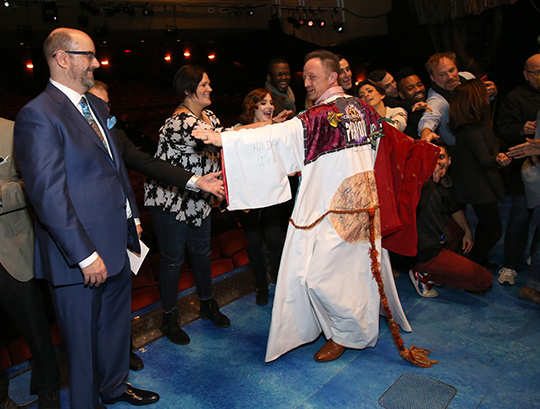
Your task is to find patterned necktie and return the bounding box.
[79,96,108,148]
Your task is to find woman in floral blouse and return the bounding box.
[144,65,230,345]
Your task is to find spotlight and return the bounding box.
[333,21,344,32]
[268,14,282,34]
[287,16,301,29]
[317,19,326,28]
[105,6,119,17]
[3,1,10,8]
[247,8,254,16]
[298,18,305,26]
[42,2,58,23]
[307,19,314,27]
[80,1,100,16]
[122,5,135,17]
[142,4,153,17]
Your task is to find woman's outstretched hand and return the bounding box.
[192,129,223,147]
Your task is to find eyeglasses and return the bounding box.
[53,50,97,61]
[526,69,540,77]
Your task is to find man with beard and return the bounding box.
[14,28,159,409]
[396,67,432,138]
[265,58,296,117]
[418,52,497,146]
[337,55,355,95]
[194,50,439,366]
[496,53,540,286]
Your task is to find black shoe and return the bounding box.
[38,390,60,409]
[256,287,269,306]
[160,308,190,345]
[1,397,21,409]
[129,351,144,371]
[200,297,231,328]
[102,384,159,406]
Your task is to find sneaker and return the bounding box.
[498,267,517,285]
[409,269,438,298]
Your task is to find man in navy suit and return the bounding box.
[14,28,159,409]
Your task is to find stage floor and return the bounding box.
[13,196,540,408]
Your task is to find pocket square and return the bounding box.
[107,116,117,129]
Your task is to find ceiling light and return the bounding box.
[333,21,344,32]
[42,2,58,23]
[122,5,135,17]
[287,16,301,29]
[142,4,153,17]
[79,1,100,16]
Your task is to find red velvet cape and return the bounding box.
[375,122,440,256]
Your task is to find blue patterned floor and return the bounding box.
[16,197,540,408]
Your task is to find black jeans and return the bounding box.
[464,201,503,265]
[150,208,213,312]
[236,205,284,287]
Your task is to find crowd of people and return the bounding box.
[1,26,539,409]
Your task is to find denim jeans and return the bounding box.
[503,194,534,271]
[150,207,213,312]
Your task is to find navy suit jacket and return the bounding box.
[14,82,140,286]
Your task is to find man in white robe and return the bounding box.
[195,50,439,364]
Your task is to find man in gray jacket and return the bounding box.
[0,117,60,409]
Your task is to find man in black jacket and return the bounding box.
[88,81,224,370]
[497,54,540,286]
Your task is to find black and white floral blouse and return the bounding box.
[144,110,222,227]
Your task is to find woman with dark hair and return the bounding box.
[449,78,511,267]
[235,89,290,305]
[144,65,230,345]
[357,80,408,132]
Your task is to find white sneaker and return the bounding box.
[409,269,439,298]
[498,267,517,285]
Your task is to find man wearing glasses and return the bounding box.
[497,54,540,287]
[14,28,159,408]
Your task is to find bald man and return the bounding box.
[497,53,540,286]
[14,28,159,408]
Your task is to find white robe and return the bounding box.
[221,96,412,362]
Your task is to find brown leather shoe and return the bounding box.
[518,286,540,305]
[314,339,346,362]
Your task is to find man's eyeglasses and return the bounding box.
[526,69,540,77]
[53,50,97,61]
